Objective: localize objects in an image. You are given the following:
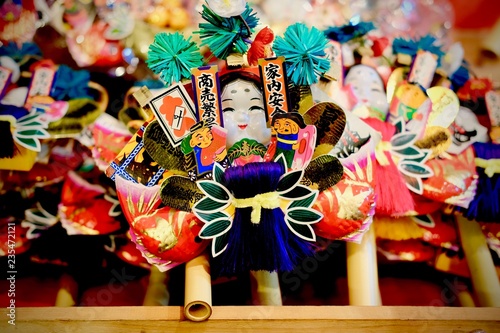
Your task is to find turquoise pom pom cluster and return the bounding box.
[146,32,204,86]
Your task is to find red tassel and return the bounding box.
[363,117,415,216]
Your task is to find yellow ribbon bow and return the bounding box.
[233,191,281,224]
[375,141,393,166]
[475,158,500,178]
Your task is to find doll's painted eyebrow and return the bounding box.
[222,97,260,102]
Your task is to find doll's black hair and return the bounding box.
[271,111,307,129]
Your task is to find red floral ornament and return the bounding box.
[456,78,493,102]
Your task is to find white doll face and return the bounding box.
[221,78,271,148]
[448,106,488,154]
[344,64,389,117]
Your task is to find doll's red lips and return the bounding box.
[238,124,248,129]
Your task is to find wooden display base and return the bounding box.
[2,306,499,332]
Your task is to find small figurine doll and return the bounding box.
[343,64,415,216]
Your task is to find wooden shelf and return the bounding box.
[2,306,499,332]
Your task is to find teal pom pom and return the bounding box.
[324,20,375,43]
[273,23,331,86]
[146,32,203,86]
[195,3,259,60]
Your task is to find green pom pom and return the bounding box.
[146,32,203,86]
[195,3,259,60]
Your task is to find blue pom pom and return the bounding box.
[393,34,445,66]
[0,42,42,61]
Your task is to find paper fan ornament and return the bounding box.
[313,158,376,242]
[308,86,378,242]
[59,170,123,236]
[114,175,209,272]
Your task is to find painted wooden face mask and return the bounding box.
[422,146,477,208]
[221,77,271,148]
[447,106,488,155]
[344,64,389,120]
[58,170,123,236]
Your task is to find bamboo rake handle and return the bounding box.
[457,215,500,307]
[184,253,212,321]
[346,226,382,306]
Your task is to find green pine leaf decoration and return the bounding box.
[195,210,229,223]
[31,209,48,220]
[399,161,433,178]
[14,136,40,152]
[289,191,318,209]
[406,149,432,164]
[391,132,417,148]
[18,121,45,128]
[212,232,229,257]
[285,219,316,242]
[393,117,405,134]
[213,163,225,184]
[197,180,231,202]
[273,22,330,86]
[17,113,46,126]
[411,214,435,228]
[146,32,203,86]
[16,128,50,138]
[280,185,313,200]
[199,218,232,238]
[193,196,228,213]
[195,3,259,60]
[277,169,303,193]
[23,219,46,227]
[287,207,323,224]
[274,153,287,172]
[11,112,50,152]
[26,228,43,239]
[402,173,424,195]
[392,146,425,159]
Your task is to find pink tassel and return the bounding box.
[363,117,415,216]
